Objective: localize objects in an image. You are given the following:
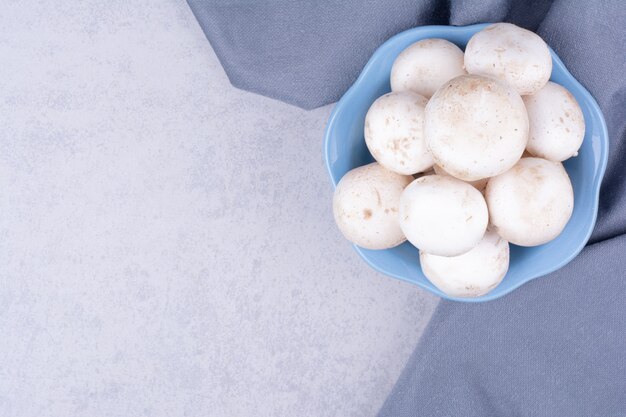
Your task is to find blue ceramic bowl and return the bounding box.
[324,23,609,302]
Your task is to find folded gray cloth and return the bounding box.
[187,0,626,415]
[186,1,554,110]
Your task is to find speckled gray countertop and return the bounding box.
[0,1,438,416]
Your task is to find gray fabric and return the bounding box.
[187,0,626,415]
[187,0,444,109]
[379,235,626,417]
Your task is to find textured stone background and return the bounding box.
[0,1,438,416]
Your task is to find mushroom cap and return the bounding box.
[399,175,488,256]
[333,163,413,249]
[420,229,509,298]
[524,81,586,162]
[390,38,467,98]
[364,91,433,175]
[485,157,574,246]
[425,74,529,181]
[464,23,552,96]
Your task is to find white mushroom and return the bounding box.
[333,163,413,249]
[399,175,488,256]
[425,75,529,181]
[364,91,433,175]
[524,81,585,162]
[432,164,488,191]
[485,157,574,246]
[464,23,552,96]
[420,229,509,298]
[390,38,467,98]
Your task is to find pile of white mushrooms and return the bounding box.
[333,23,584,298]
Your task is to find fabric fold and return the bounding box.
[378,234,626,417]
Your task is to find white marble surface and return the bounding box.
[0,1,438,416]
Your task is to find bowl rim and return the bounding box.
[323,23,610,302]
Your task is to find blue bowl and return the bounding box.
[324,23,609,302]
